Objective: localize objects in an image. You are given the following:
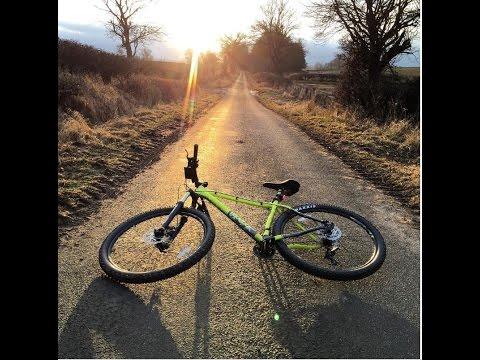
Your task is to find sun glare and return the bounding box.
[182,49,200,119]
[148,0,254,54]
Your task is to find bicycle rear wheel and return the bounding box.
[273,204,386,280]
[99,207,215,283]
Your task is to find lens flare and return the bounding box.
[183,49,200,121]
[274,313,280,321]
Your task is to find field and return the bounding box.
[285,67,420,102]
[393,67,420,78]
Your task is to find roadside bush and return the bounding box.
[58,38,188,80]
[204,74,237,88]
[335,71,419,125]
[333,42,419,125]
[58,39,224,128]
[390,77,419,122]
[58,39,133,80]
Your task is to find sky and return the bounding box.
[58,0,420,67]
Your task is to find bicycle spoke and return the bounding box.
[108,212,205,274]
[281,210,378,271]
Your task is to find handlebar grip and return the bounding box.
[193,144,198,159]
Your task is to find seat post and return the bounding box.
[273,189,283,202]
[264,194,281,237]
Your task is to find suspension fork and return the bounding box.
[159,190,211,242]
[160,191,192,230]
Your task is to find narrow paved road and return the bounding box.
[58,73,420,358]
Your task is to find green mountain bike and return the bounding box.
[99,144,386,283]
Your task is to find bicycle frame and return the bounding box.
[195,185,286,242]
[163,185,327,250]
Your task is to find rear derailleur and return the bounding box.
[321,222,342,266]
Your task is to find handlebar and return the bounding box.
[193,144,198,160]
[184,144,201,186]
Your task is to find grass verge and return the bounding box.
[58,90,223,230]
[252,85,419,215]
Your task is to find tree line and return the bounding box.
[219,0,306,75]
[100,0,307,75]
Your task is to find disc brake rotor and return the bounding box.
[143,229,172,247]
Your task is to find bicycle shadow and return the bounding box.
[258,259,420,358]
[58,277,181,359]
[191,249,213,358]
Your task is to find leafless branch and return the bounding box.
[100,0,164,58]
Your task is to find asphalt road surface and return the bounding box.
[58,73,420,358]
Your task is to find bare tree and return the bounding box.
[307,0,419,87]
[220,33,249,74]
[251,0,300,73]
[252,0,298,38]
[101,0,164,58]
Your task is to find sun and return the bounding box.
[189,32,217,54]
[159,1,224,54]
[177,25,220,54]
[147,0,258,56]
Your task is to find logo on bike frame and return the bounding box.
[227,211,257,237]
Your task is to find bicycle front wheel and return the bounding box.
[99,207,215,283]
[273,204,386,280]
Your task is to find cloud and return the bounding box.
[58,22,118,53]
[303,40,340,67]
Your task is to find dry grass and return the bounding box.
[58,111,97,144]
[58,90,223,227]
[112,74,185,106]
[253,86,420,212]
[58,71,187,125]
[59,71,135,124]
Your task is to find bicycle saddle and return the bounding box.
[263,179,300,196]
